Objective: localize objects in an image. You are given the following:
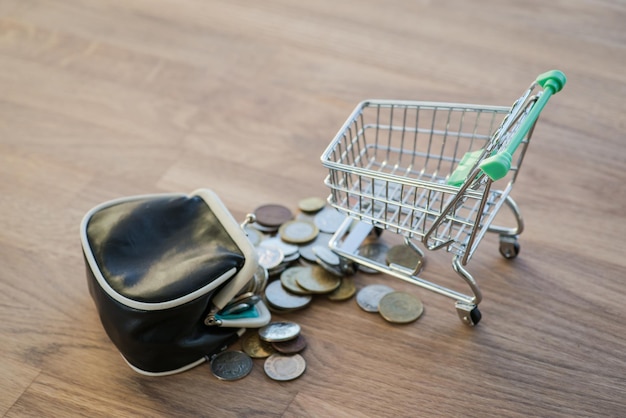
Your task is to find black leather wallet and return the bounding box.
[81,189,270,375]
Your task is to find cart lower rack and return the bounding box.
[321,70,566,326]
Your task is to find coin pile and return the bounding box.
[241,196,425,317]
[242,198,360,310]
[210,196,426,382]
[220,321,308,381]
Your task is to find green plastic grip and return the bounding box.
[479,70,566,181]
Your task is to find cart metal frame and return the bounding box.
[321,71,566,325]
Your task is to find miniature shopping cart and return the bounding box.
[321,70,566,326]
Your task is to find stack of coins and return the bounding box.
[212,321,308,382]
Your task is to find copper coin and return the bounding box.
[271,334,307,354]
[242,332,276,359]
[254,204,293,228]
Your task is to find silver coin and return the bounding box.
[299,232,333,263]
[314,207,347,234]
[268,263,288,277]
[315,257,345,277]
[249,222,279,233]
[243,226,264,246]
[256,245,284,270]
[264,353,306,381]
[356,284,395,312]
[252,265,269,294]
[260,237,299,257]
[312,245,341,267]
[210,351,253,381]
[296,212,317,224]
[258,321,301,342]
[264,280,312,310]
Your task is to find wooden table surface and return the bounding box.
[1,1,625,417]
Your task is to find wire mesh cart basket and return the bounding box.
[321,70,566,326]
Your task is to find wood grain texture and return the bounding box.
[1,0,624,416]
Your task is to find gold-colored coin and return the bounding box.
[296,265,341,294]
[328,277,356,301]
[378,291,424,324]
[298,197,326,213]
[241,332,276,359]
[386,244,423,273]
[280,266,314,295]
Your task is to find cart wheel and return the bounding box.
[455,302,481,327]
[499,236,520,259]
[469,307,482,326]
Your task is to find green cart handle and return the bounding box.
[479,70,566,181]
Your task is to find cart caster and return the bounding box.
[455,302,482,327]
[499,236,520,259]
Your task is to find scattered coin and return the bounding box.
[271,334,307,354]
[296,211,317,224]
[296,265,342,294]
[242,332,276,359]
[250,222,279,233]
[298,232,333,263]
[386,244,423,274]
[259,321,302,343]
[243,226,264,246]
[327,277,356,301]
[260,237,299,259]
[280,266,314,295]
[314,206,347,233]
[312,245,341,267]
[298,197,326,213]
[378,291,424,324]
[264,353,307,381]
[256,245,284,270]
[252,265,269,294]
[356,242,389,274]
[263,295,299,314]
[210,350,253,381]
[279,220,319,244]
[254,204,293,228]
[356,284,395,312]
[264,280,312,310]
